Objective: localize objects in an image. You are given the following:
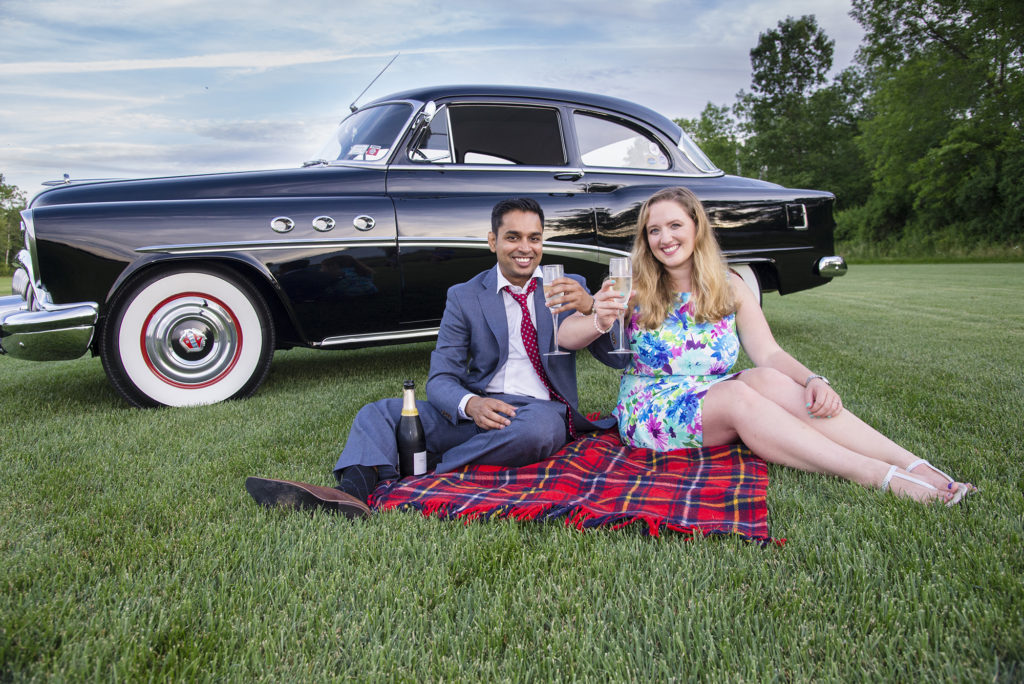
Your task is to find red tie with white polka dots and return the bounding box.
[504,279,577,440]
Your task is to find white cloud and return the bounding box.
[0,0,865,194]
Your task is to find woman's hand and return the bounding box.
[805,378,843,419]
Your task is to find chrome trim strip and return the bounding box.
[722,247,808,257]
[136,238,400,254]
[315,326,440,348]
[136,238,815,264]
[384,163,717,178]
[720,255,777,263]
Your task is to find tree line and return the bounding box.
[677,0,1023,257]
[1,174,25,274]
[4,0,1022,270]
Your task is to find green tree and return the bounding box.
[675,103,743,175]
[735,15,869,206]
[1,174,26,272]
[848,0,1024,245]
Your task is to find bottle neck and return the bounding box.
[401,388,418,416]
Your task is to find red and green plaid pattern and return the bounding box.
[370,430,775,543]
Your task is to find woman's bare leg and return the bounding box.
[701,380,953,504]
[733,368,967,491]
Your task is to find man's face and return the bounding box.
[488,209,543,288]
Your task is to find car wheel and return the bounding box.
[730,264,762,307]
[100,266,275,407]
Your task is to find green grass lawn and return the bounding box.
[2,264,1022,681]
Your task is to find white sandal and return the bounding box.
[906,458,954,484]
[880,465,959,506]
[907,458,975,501]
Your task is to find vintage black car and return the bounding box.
[1,85,846,407]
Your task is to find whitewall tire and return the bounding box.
[101,266,274,407]
[730,264,763,307]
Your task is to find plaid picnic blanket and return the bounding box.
[369,430,775,543]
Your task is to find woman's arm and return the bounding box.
[732,274,842,418]
[556,279,625,350]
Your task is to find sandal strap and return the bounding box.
[905,458,954,483]
[889,469,938,492]
[880,465,899,492]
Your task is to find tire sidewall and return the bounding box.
[102,266,273,407]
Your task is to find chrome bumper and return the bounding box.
[817,255,848,278]
[1,258,99,361]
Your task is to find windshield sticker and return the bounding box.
[364,145,387,160]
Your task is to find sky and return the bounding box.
[0,0,864,199]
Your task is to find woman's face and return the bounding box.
[645,200,697,271]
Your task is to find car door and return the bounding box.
[387,99,605,327]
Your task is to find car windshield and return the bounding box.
[314,103,414,163]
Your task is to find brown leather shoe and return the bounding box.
[245,477,370,518]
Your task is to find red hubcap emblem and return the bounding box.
[179,328,207,352]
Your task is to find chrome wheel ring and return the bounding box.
[141,293,242,388]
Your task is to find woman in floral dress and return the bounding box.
[557,187,973,504]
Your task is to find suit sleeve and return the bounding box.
[426,285,475,424]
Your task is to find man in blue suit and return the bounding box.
[246,197,626,517]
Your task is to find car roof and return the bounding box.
[363,85,683,144]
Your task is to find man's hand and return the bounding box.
[465,396,517,430]
[544,276,594,316]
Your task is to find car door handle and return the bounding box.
[553,171,584,181]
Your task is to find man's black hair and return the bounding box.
[491,197,544,233]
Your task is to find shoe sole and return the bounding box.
[245,477,369,519]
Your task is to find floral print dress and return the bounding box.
[615,293,741,450]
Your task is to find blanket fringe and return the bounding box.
[379,499,779,545]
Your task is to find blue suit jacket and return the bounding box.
[425,265,628,433]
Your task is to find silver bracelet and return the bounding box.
[593,313,613,335]
[805,374,830,387]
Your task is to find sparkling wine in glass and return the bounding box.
[541,264,569,356]
[608,257,633,354]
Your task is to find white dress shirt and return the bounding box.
[458,267,550,419]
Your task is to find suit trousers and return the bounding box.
[333,393,570,481]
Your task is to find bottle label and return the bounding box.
[413,451,427,476]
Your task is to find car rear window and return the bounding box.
[574,112,670,170]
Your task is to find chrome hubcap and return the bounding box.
[142,295,240,386]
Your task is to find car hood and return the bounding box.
[29,165,388,207]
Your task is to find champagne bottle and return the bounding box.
[396,380,427,478]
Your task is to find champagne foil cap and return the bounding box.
[403,379,415,389]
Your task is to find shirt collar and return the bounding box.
[495,266,543,294]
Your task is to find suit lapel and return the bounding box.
[480,266,509,363]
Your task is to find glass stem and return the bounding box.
[551,312,560,353]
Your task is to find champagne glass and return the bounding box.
[541,264,569,356]
[608,256,633,354]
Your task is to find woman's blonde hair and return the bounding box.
[630,187,735,328]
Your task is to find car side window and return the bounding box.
[410,104,566,166]
[574,112,670,170]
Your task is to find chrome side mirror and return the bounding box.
[422,101,436,125]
